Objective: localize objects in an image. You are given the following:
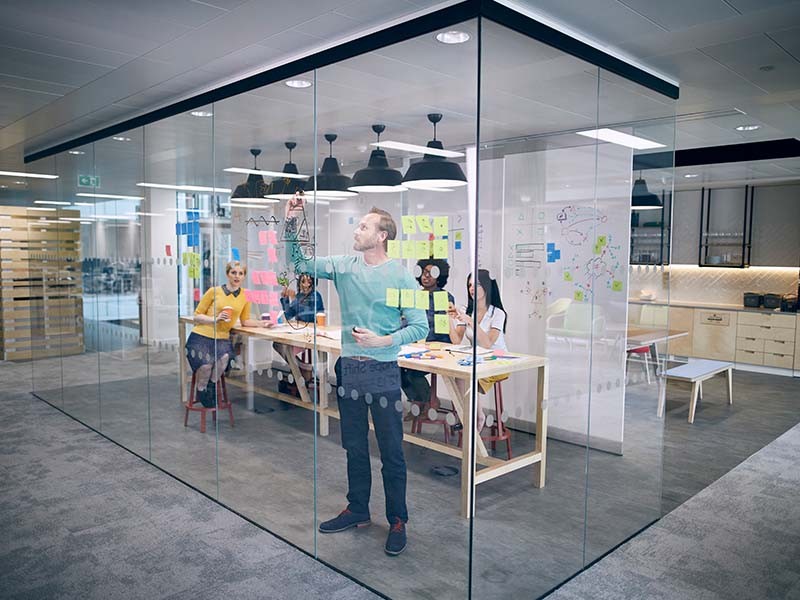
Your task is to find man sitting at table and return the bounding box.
[284,193,428,556]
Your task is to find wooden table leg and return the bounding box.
[284,349,312,405]
[726,368,733,405]
[534,363,548,488]
[317,349,329,437]
[179,320,187,407]
[688,381,700,424]
[441,376,475,519]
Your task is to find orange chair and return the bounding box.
[184,372,234,433]
[410,375,451,444]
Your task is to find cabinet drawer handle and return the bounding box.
[745,337,756,341]
[761,325,771,329]
[743,350,755,354]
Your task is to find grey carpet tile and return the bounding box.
[0,391,379,600]
[548,422,800,600]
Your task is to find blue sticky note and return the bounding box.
[190,211,199,222]
[231,248,240,261]
[547,242,555,251]
[455,241,462,250]
[175,223,181,235]
[192,222,200,236]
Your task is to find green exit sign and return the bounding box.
[78,174,101,187]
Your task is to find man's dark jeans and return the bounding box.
[334,357,408,524]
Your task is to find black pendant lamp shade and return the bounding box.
[304,134,357,198]
[266,142,305,199]
[403,113,467,190]
[349,124,407,193]
[631,171,662,210]
[231,148,270,200]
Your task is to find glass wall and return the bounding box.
[22,13,675,599]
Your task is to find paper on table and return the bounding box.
[398,344,428,356]
[449,344,493,355]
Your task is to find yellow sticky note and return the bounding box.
[415,240,430,259]
[182,253,190,265]
[454,231,463,241]
[415,290,429,309]
[598,235,607,247]
[612,280,623,292]
[402,241,415,259]
[191,253,201,266]
[563,271,573,282]
[386,287,400,307]
[593,243,601,255]
[432,239,448,259]
[402,215,416,235]
[416,215,432,233]
[434,314,450,335]
[433,291,449,311]
[433,216,448,236]
[401,288,415,308]
[387,239,400,259]
[574,290,584,302]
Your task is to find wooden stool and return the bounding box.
[184,372,234,433]
[410,374,450,443]
[659,359,733,423]
[458,380,513,459]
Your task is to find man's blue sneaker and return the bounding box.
[384,518,407,556]
[318,509,371,533]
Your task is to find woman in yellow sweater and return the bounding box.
[185,261,270,407]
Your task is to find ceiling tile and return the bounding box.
[0,27,137,68]
[768,25,800,60]
[334,0,418,23]
[117,0,227,28]
[617,0,738,31]
[0,46,111,87]
[725,0,798,13]
[0,87,60,127]
[294,12,360,38]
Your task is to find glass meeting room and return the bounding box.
[24,11,677,599]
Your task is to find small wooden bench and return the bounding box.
[658,359,733,423]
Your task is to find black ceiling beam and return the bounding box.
[634,138,800,171]
[25,0,678,164]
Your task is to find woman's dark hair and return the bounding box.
[466,269,506,332]
[416,258,450,289]
[297,272,316,294]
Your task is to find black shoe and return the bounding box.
[384,518,407,556]
[319,509,371,533]
[199,384,217,408]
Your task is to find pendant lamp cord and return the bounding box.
[432,121,437,142]
[329,139,333,158]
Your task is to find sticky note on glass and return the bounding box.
[593,243,602,255]
[387,239,400,259]
[402,216,416,235]
[401,288,415,308]
[574,290,584,301]
[191,253,201,266]
[267,230,277,245]
[263,271,278,286]
[231,248,240,261]
[267,247,278,263]
[193,288,201,302]
[597,235,607,247]
[402,241,415,259]
[386,288,399,307]
[434,314,450,335]
[433,291,449,311]
[415,240,430,259]
[432,239,448,259]
[563,271,573,282]
[416,215,432,233]
[165,244,172,257]
[415,290,429,310]
[454,231,463,241]
[182,253,190,266]
[258,230,268,245]
[612,280,623,292]
[433,216,449,236]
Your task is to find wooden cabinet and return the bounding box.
[693,309,737,361]
[735,311,796,368]
[667,307,694,356]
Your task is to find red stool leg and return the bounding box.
[200,409,206,433]
[185,371,196,427]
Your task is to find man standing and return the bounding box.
[285,194,428,556]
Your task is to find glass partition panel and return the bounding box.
[312,20,478,598]
[144,106,219,495]
[585,73,675,561]
[475,19,602,597]
[212,74,317,552]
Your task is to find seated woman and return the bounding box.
[273,273,324,388]
[448,269,508,432]
[186,261,270,407]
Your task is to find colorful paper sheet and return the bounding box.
[263,271,278,286]
[432,239,448,259]
[433,216,448,236]
[400,288,415,308]
[267,230,277,245]
[415,290,429,310]
[258,230,268,245]
[563,271,573,282]
[574,290,585,301]
[433,291,449,312]
[416,215,432,233]
[612,280,623,292]
[401,215,416,235]
[402,241,415,260]
[386,287,399,307]
[415,240,430,260]
[231,247,240,261]
[387,240,400,259]
[267,247,278,263]
[165,244,171,257]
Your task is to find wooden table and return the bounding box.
[178,317,548,518]
[626,326,689,374]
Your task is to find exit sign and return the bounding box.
[78,174,101,187]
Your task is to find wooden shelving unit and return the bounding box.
[0,206,84,361]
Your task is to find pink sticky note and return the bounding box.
[258,230,268,245]
[264,271,278,286]
[251,272,261,285]
[267,230,278,245]
[193,288,200,302]
[269,291,280,305]
[267,247,278,263]
[165,244,172,257]
[244,290,253,302]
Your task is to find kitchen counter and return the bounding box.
[628,298,796,314]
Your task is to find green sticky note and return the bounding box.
[402,215,416,235]
[433,291,449,312]
[563,271,573,282]
[612,280,623,292]
[454,231,463,241]
[402,241,415,259]
[401,288,415,308]
[433,216,448,236]
[386,287,400,307]
[432,239,448,259]
[188,266,199,279]
[434,314,450,335]
[415,240,430,259]
[593,243,601,255]
[574,290,584,302]
[597,235,607,247]
[415,290,429,309]
[192,253,201,266]
[416,215,432,233]
[182,253,190,266]
[387,239,400,259]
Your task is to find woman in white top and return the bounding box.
[448,269,508,432]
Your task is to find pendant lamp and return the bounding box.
[231,148,269,200]
[304,134,357,198]
[266,142,305,200]
[402,113,467,190]
[631,171,662,210]
[349,124,407,193]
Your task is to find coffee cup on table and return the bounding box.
[316,312,326,327]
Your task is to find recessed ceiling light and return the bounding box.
[576,128,666,150]
[68,150,85,155]
[0,185,7,189]
[373,140,464,158]
[27,207,56,212]
[14,181,26,185]
[684,173,699,178]
[72,202,93,206]
[76,192,145,200]
[125,212,165,217]
[224,167,308,180]
[112,136,132,142]
[285,79,312,89]
[190,110,213,117]
[436,30,470,44]
[0,170,58,179]
[136,183,231,193]
[34,200,71,205]
[735,124,760,131]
